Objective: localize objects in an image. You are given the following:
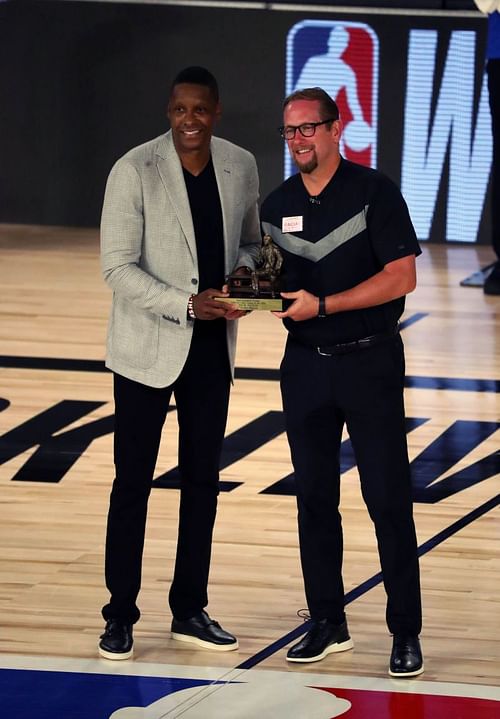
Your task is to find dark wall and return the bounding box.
[2,1,284,226]
[0,0,490,244]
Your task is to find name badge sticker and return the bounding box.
[282,215,303,233]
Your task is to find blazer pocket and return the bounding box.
[109,300,160,369]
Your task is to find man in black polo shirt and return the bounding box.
[261,87,423,677]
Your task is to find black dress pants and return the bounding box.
[102,324,231,624]
[488,58,500,260]
[280,334,422,635]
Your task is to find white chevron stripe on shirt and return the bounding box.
[262,205,368,263]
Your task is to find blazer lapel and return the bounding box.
[156,131,197,260]
[211,138,235,275]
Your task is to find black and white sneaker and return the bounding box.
[98,619,133,660]
[171,610,238,651]
[389,634,424,677]
[286,619,353,663]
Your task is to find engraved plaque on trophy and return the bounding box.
[219,235,284,311]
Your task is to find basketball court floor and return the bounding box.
[0,224,499,717]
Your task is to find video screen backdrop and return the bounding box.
[0,1,491,244]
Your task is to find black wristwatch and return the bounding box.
[318,296,327,318]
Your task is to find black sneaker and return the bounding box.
[389,634,424,677]
[171,610,238,651]
[98,619,133,660]
[286,619,354,663]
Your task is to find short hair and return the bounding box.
[170,66,219,103]
[283,87,339,122]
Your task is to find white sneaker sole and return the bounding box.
[98,645,133,661]
[286,637,354,663]
[389,663,424,678]
[171,632,238,651]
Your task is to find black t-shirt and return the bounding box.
[260,158,421,345]
[183,158,226,339]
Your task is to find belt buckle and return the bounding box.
[317,346,334,356]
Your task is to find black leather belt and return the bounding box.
[297,325,399,356]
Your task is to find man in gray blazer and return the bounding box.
[98,66,260,660]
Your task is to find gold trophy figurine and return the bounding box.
[220,234,284,311]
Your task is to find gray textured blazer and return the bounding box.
[100,130,261,388]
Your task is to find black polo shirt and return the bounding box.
[260,158,421,345]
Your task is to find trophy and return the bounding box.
[219,235,284,311]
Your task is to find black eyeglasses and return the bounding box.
[278,118,336,140]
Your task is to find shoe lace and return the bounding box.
[101,621,115,639]
[297,608,311,622]
[103,619,128,637]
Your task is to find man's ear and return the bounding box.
[332,118,342,145]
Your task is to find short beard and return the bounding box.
[294,153,318,174]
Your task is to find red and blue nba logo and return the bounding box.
[285,20,379,177]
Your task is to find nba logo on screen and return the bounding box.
[285,20,379,178]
